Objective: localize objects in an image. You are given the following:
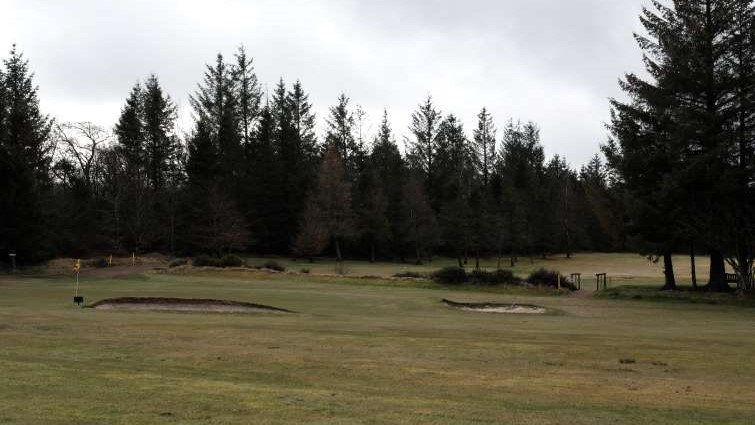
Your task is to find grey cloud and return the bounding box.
[1,0,652,165]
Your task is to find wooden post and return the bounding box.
[596,273,607,291]
[571,273,581,290]
[132,252,135,266]
[557,274,561,290]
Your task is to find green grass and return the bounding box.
[1,266,754,424]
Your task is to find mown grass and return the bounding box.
[243,252,725,289]
[0,266,753,424]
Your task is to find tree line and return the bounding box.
[0,45,623,269]
[1,0,753,293]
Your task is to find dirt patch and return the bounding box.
[442,299,547,314]
[90,297,294,314]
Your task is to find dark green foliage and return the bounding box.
[92,258,108,268]
[111,74,181,254]
[192,255,221,267]
[431,267,519,286]
[604,0,755,291]
[169,258,188,268]
[470,269,519,286]
[325,94,362,180]
[0,45,53,264]
[431,266,468,285]
[0,45,637,269]
[191,255,243,268]
[526,269,575,290]
[406,96,442,195]
[261,260,285,272]
[394,271,423,278]
[220,254,244,268]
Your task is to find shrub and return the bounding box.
[92,258,108,268]
[169,258,188,268]
[431,266,468,284]
[220,254,244,268]
[192,255,222,268]
[470,269,519,285]
[300,268,310,274]
[394,271,423,279]
[262,260,285,272]
[526,268,576,290]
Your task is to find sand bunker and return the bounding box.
[442,299,546,314]
[90,297,294,313]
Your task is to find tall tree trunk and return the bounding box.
[370,241,375,263]
[707,250,729,292]
[661,251,677,291]
[736,246,751,291]
[334,236,342,262]
[690,242,697,289]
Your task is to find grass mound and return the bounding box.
[89,297,294,313]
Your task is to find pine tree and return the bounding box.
[325,94,363,180]
[189,53,241,189]
[233,45,261,146]
[0,45,53,263]
[497,121,544,264]
[367,110,407,261]
[142,74,178,191]
[473,107,497,189]
[435,114,474,265]
[406,96,442,199]
[113,75,180,252]
[114,83,144,178]
[604,0,747,291]
[288,80,318,161]
[245,104,281,253]
[268,78,316,253]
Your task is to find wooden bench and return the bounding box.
[725,273,739,284]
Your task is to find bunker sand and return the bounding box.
[90,297,295,313]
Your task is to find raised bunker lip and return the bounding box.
[89,297,295,313]
[442,299,547,314]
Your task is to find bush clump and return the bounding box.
[169,258,188,268]
[394,271,423,279]
[431,266,468,284]
[92,258,108,268]
[220,254,244,268]
[470,269,519,286]
[262,260,285,272]
[527,268,575,290]
[192,255,222,268]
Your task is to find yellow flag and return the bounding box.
[73,259,81,272]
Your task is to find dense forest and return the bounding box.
[0,1,753,292]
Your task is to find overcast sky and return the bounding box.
[1,0,650,166]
